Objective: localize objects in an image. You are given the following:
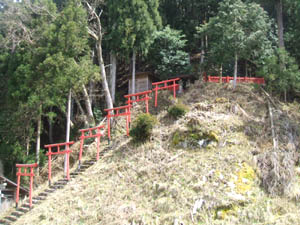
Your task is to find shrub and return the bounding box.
[168,103,188,119]
[129,113,157,143]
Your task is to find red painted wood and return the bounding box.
[105,105,131,140]
[206,75,265,84]
[44,142,74,185]
[124,90,152,113]
[78,125,105,163]
[152,78,181,107]
[15,163,37,208]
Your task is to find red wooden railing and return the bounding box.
[78,125,105,168]
[205,75,265,84]
[16,163,38,208]
[124,90,152,113]
[44,142,74,186]
[152,78,180,107]
[104,105,131,141]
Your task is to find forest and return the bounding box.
[0,0,300,179]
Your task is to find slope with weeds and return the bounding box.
[7,81,300,224]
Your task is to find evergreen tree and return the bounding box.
[107,0,161,93]
[198,0,275,88]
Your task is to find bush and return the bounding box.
[129,113,157,143]
[168,103,188,119]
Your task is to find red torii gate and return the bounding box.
[104,105,131,141]
[152,78,180,107]
[16,163,38,208]
[78,125,105,168]
[124,90,152,113]
[44,141,74,186]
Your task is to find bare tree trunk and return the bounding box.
[219,64,223,83]
[275,0,285,49]
[82,84,95,125]
[88,81,95,106]
[268,101,278,150]
[233,52,238,89]
[73,93,89,127]
[48,106,53,144]
[36,108,42,175]
[85,2,113,110]
[26,136,30,156]
[64,89,71,176]
[132,51,136,94]
[110,52,117,103]
[199,37,205,77]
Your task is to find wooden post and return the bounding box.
[29,168,33,208]
[16,168,21,208]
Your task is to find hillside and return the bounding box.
[2,81,300,225]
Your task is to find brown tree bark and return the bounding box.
[275,0,285,49]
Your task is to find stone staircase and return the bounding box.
[0,159,97,225]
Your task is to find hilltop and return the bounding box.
[3,81,300,225]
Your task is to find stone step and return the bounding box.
[11,211,23,218]
[83,160,96,165]
[25,199,39,205]
[3,216,17,222]
[33,196,46,201]
[79,164,91,168]
[21,203,34,209]
[44,189,55,193]
[0,219,10,225]
[70,172,81,176]
[49,184,65,190]
[54,180,68,185]
[16,207,29,213]
[38,192,48,197]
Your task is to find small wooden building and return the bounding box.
[0,175,28,209]
[128,72,153,94]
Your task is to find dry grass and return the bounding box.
[4,82,300,225]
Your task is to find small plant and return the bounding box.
[168,102,188,119]
[129,113,157,143]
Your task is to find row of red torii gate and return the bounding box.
[14,74,265,208]
[14,77,181,209]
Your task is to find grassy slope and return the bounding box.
[9,82,300,224]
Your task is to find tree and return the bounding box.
[106,0,161,94]
[198,0,275,88]
[147,26,190,80]
[259,48,300,98]
[0,0,96,175]
[85,0,113,110]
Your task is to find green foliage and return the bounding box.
[107,0,162,55]
[148,26,191,79]
[129,113,157,143]
[258,48,300,96]
[167,102,188,119]
[197,0,276,73]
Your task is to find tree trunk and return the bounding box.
[36,109,42,175]
[199,37,205,77]
[64,89,72,176]
[96,43,114,110]
[88,81,95,106]
[85,1,113,110]
[48,106,53,144]
[219,64,223,83]
[73,93,89,127]
[110,52,117,103]
[82,84,95,125]
[26,136,30,156]
[132,51,136,95]
[233,52,238,89]
[275,0,285,49]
